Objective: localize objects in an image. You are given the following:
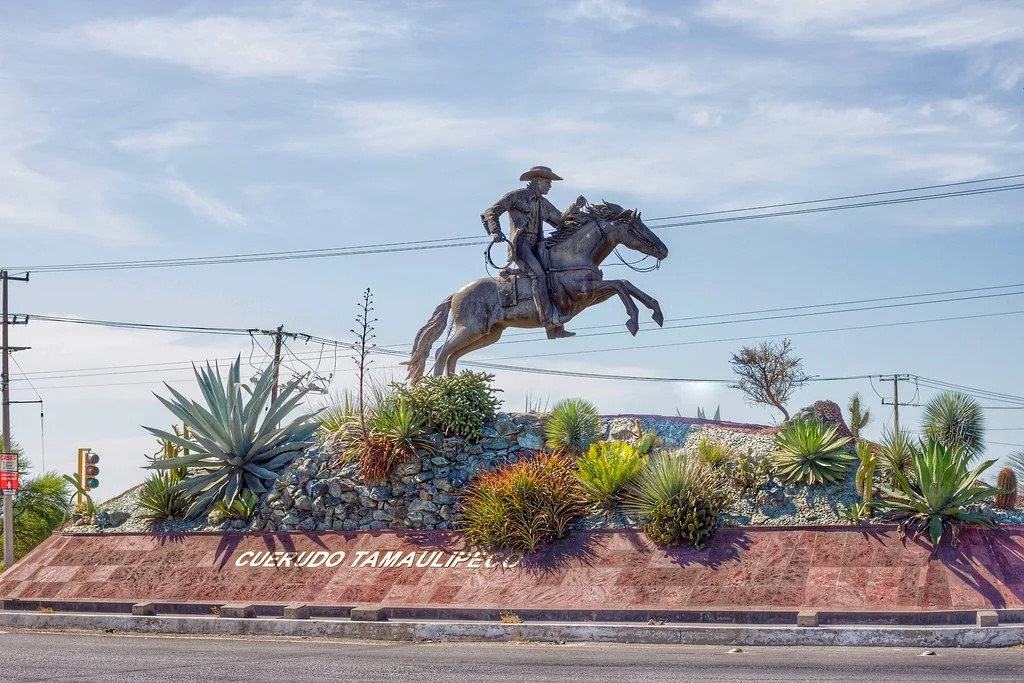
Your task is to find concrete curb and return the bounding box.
[2,612,1023,648]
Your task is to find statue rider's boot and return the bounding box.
[530,272,573,336]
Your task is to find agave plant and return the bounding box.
[875,439,1001,546]
[878,427,915,487]
[144,356,320,518]
[922,391,985,458]
[771,420,854,485]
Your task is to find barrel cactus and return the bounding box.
[995,467,1018,510]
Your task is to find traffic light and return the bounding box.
[78,448,100,492]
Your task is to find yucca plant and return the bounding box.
[878,427,915,487]
[575,440,645,508]
[144,356,320,518]
[922,391,985,459]
[876,439,1001,546]
[624,454,726,549]
[771,420,854,485]
[460,453,587,552]
[545,398,601,454]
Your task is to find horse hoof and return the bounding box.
[626,320,639,336]
[653,311,664,327]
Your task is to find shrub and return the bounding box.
[460,453,587,553]
[144,356,321,518]
[876,439,1000,546]
[137,474,193,522]
[771,420,854,485]
[995,467,1018,510]
[922,391,985,458]
[624,454,727,549]
[393,371,502,439]
[575,441,645,508]
[545,398,601,454]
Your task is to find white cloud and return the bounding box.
[165,179,245,227]
[563,0,684,31]
[114,122,208,153]
[331,101,516,154]
[72,6,409,81]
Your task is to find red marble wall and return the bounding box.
[2,527,1023,611]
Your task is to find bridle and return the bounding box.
[613,212,663,273]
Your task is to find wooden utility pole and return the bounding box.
[2,270,30,570]
[880,374,913,434]
[271,325,284,403]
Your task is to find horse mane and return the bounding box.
[543,201,628,247]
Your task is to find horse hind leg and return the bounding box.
[444,327,504,375]
[431,323,489,376]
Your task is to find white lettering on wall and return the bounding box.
[234,548,523,570]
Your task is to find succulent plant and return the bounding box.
[995,467,1018,510]
[771,420,854,486]
[144,356,320,518]
[544,398,601,454]
[855,440,877,511]
[922,391,985,458]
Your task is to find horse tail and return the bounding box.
[402,295,454,383]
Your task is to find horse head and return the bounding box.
[602,202,669,261]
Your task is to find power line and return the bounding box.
[645,172,1024,222]
[27,314,255,336]
[477,309,1024,362]
[7,174,1023,274]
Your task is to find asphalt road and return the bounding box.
[2,630,1023,683]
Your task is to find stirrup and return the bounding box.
[546,326,576,340]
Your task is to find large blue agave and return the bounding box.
[144,356,320,518]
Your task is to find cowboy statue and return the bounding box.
[403,165,668,382]
[481,165,585,339]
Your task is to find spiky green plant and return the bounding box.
[876,439,1001,546]
[209,488,260,524]
[854,441,877,513]
[623,454,727,549]
[878,427,915,487]
[922,391,985,458]
[137,474,193,522]
[1008,450,1024,496]
[847,393,870,438]
[575,440,645,508]
[144,356,320,518]
[771,420,854,485]
[545,398,601,454]
[391,371,501,439]
[355,397,434,484]
[694,436,734,469]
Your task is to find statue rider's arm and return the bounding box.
[481,194,514,243]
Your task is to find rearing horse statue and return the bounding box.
[404,202,669,382]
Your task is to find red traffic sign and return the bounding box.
[0,453,17,473]
[0,470,18,492]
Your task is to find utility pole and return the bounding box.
[2,270,30,570]
[879,373,914,434]
[271,325,284,403]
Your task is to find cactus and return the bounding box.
[848,393,870,438]
[995,467,1018,510]
[855,441,877,512]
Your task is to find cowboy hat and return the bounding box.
[519,165,563,181]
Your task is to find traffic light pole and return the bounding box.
[2,270,31,570]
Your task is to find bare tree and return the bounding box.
[728,338,810,421]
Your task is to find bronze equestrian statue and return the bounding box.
[404,166,669,382]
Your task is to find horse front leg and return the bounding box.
[620,281,664,327]
[580,279,641,336]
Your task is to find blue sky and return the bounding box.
[3,0,1023,497]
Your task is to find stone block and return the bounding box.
[351,606,388,622]
[219,603,257,619]
[131,602,156,616]
[977,610,999,627]
[796,610,818,627]
[283,603,311,620]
